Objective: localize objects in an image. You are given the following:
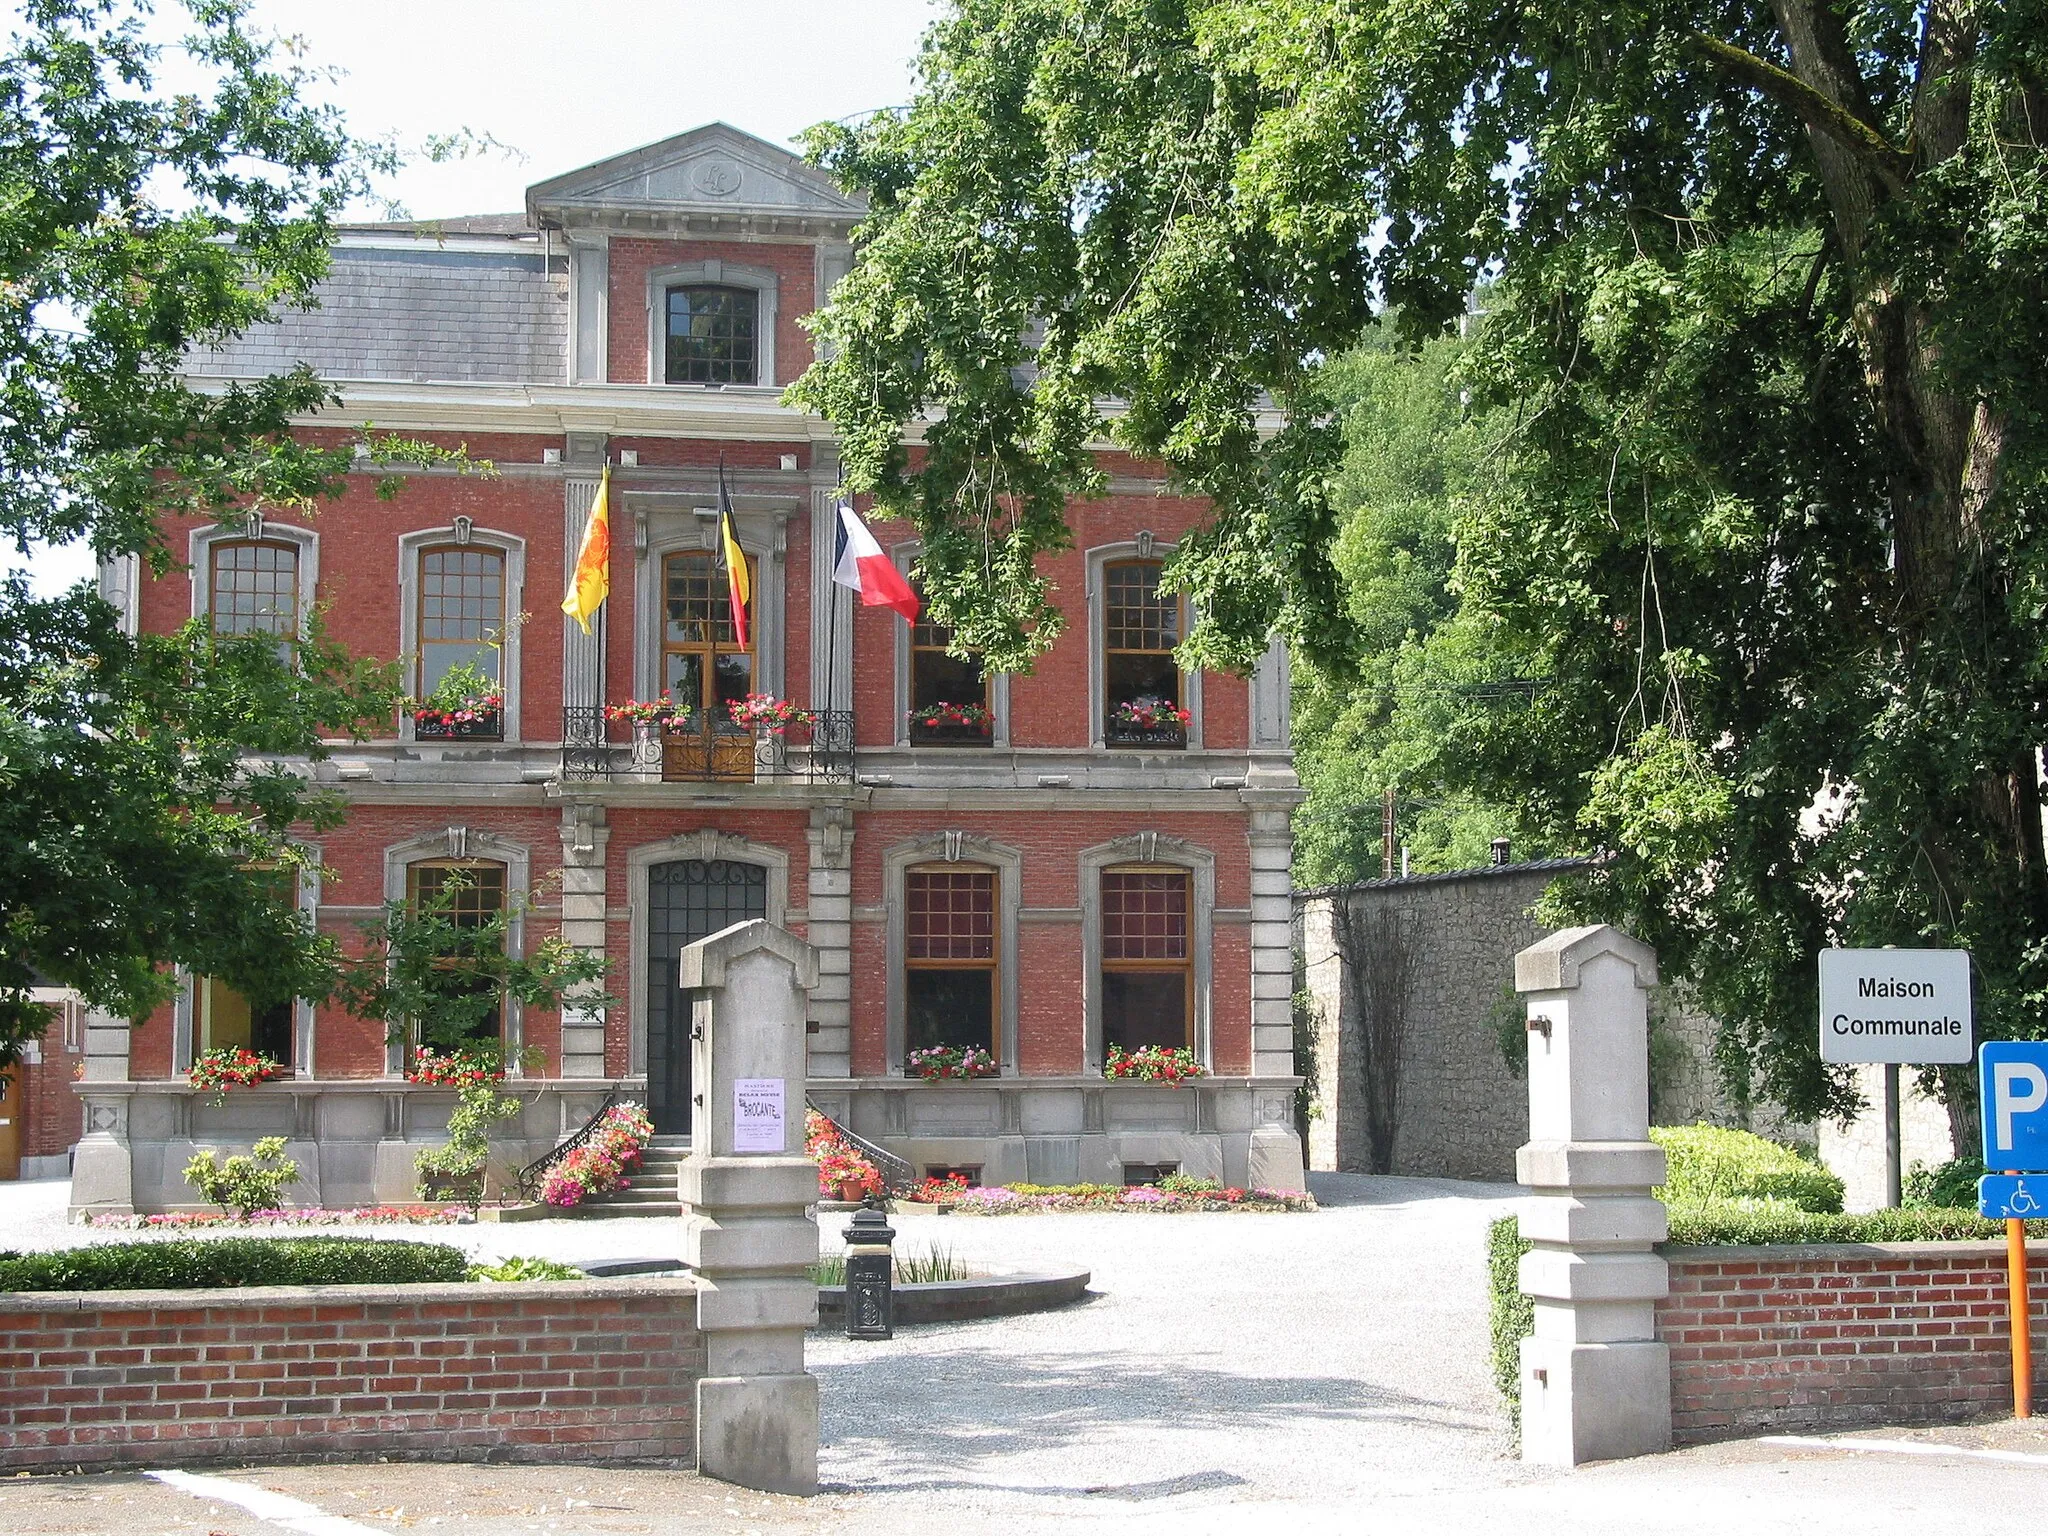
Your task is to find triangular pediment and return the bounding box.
[526,123,865,231]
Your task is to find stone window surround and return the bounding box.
[395,524,527,746]
[888,537,1011,747]
[171,853,323,1079]
[625,830,790,1077]
[631,506,787,707]
[883,832,1022,1076]
[1080,833,1216,1072]
[381,828,531,1077]
[186,519,319,636]
[1085,540,1203,750]
[644,258,780,389]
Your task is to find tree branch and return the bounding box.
[1690,31,1913,191]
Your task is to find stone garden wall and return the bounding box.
[1298,861,1809,1182]
[0,1278,702,1470]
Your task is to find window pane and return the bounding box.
[713,652,752,721]
[664,651,704,708]
[665,285,759,385]
[1103,971,1189,1052]
[907,968,995,1055]
[1104,562,1178,650]
[210,542,299,640]
[418,548,504,694]
[907,870,995,960]
[1101,871,1189,961]
[912,648,985,712]
[408,863,506,928]
[665,553,735,644]
[1106,652,1180,711]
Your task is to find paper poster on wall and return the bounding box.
[732,1077,787,1154]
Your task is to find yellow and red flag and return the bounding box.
[718,465,751,651]
[560,464,611,635]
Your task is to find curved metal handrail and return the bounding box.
[805,1097,919,1193]
[515,1086,620,1201]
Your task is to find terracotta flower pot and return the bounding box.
[837,1177,867,1203]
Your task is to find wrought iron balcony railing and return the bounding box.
[559,707,855,785]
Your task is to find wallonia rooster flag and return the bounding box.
[718,464,751,651]
[559,464,611,635]
[833,499,920,624]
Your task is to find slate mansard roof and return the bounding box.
[197,230,568,386]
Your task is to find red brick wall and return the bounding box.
[20,1001,84,1160]
[0,1279,702,1470]
[1659,1242,2045,1442]
[606,238,817,386]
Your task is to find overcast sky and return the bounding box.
[6,0,936,594]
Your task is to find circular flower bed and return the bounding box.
[88,1205,467,1230]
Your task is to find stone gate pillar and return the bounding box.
[678,920,821,1496]
[1513,924,1671,1465]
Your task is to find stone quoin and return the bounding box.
[73,122,1306,1210]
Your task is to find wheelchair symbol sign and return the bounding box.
[1978,1174,2046,1220]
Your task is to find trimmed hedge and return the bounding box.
[0,1238,469,1292]
[1664,1200,2044,1246]
[1650,1123,1844,1213]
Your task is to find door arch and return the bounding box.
[645,858,769,1135]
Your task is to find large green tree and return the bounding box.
[0,0,423,1060]
[795,0,2048,1135]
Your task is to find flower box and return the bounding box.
[413,705,502,741]
[908,701,993,745]
[908,1045,1000,1080]
[1103,1044,1206,1084]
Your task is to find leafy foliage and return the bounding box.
[0,1,507,1061]
[1650,1123,1845,1213]
[183,1135,298,1218]
[466,1255,585,1283]
[809,1,2048,1132]
[1905,1155,1989,1211]
[1663,1201,2041,1246]
[0,1237,467,1290]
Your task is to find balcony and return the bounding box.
[560,707,854,784]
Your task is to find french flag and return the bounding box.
[833,501,921,624]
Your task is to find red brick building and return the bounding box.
[74,125,1303,1213]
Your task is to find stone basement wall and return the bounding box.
[1659,1243,2042,1442]
[0,1278,701,1470]
[1297,860,1811,1182]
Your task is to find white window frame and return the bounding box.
[883,833,1022,1076]
[1086,541,1203,750]
[188,520,319,639]
[890,539,1010,748]
[1079,833,1216,1073]
[396,525,527,746]
[382,828,531,1077]
[171,853,323,1079]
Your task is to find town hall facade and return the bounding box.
[72,124,1305,1213]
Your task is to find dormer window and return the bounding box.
[665,285,758,385]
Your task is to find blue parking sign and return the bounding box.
[1980,1042,2048,1172]
[1979,1174,2048,1219]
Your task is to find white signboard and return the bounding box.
[732,1077,787,1153]
[1818,949,1973,1064]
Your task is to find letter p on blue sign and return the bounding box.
[1981,1042,2048,1172]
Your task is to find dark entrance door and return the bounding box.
[647,858,768,1136]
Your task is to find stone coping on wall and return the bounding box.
[1662,1238,2046,1262]
[0,1276,699,1312]
[77,1077,636,1094]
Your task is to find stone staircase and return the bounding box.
[560,1135,688,1218]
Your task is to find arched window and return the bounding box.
[1099,866,1193,1052]
[908,598,990,745]
[406,859,508,1048]
[665,285,758,384]
[417,546,505,696]
[1102,560,1185,748]
[662,550,756,778]
[209,540,300,647]
[905,865,999,1065]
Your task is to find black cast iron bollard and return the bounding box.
[843,1194,896,1340]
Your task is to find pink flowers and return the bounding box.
[727,693,817,734]
[908,1045,999,1080]
[406,1047,505,1088]
[805,1109,883,1198]
[539,1103,654,1208]
[604,694,682,724]
[909,700,993,733]
[1111,695,1191,730]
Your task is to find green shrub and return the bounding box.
[1905,1156,1988,1210]
[183,1137,299,1218]
[1650,1124,1844,1213]
[1663,1200,2044,1246]
[0,1238,469,1291]
[466,1255,584,1282]
[1487,1216,1533,1430]
[807,1242,973,1286]
[1157,1173,1223,1196]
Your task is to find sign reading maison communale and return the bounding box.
[1817,948,1973,1065]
